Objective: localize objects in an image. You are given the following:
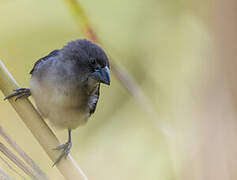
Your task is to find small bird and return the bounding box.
[5,39,110,165]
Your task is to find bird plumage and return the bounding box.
[29,39,109,129]
[5,39,110,165]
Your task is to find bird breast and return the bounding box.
[29,73,90,129]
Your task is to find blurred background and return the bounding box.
[0,0,236,179]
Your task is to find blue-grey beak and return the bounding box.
[91,66,110,85]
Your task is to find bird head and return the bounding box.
[61,39,110,86]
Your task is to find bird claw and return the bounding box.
[4,88,31,101]
[53,141,72,166]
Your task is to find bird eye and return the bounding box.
[89,58,96,65]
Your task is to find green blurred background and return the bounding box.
[1,0,233,179]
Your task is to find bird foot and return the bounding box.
[4,88,31,101]
[53,141,72,166]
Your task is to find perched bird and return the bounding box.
[5,39,110,165]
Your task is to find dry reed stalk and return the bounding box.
[0,126,49,180]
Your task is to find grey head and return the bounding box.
[60,39,110,86]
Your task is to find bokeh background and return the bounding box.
[0,0,236,179]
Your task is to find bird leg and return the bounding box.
[4,88,31,101]
[53,129,72,166]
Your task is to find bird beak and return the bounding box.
[91,66,110,85]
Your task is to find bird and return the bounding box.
[5,39,110,165]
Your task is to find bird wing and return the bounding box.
[30,50,59,74]
[88,84,100,116]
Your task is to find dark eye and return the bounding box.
[89,58,96,65]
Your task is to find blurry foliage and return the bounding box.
[0,0,209,179]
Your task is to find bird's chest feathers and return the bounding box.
[31,73,97,110]
[30,76,96,129]
[45,80,89,108]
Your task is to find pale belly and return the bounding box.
[30,77,90,129]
